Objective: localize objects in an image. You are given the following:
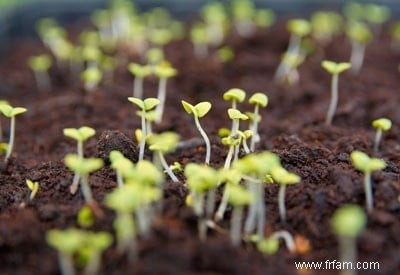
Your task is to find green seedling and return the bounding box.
[185,163,220,240]
[254,9,276,28]
[170,161,182,172]
[364,4,390,36]
[81,67,103,92]
[101,55,117,82]
[154,61,177,123]
[181,100,212,165]
[149,28,173,49]
[145,48,165,66]
[237,130,253,154]
[0,100,9,142]
[127,63,152,98]
[372,118,392,154]
[248,92,268,151]
[190,23,209,59]
[223,88,246,110]
[28,54,52,91]
[271,166,301,222]
[350,151,386,212]
[0,143,8,156]
[227,184,253,246]
[231,0,255,37]
[201,1,227,46]
[0,103,27,163]
[64,154,104,203]
[46,228,86,275]
[147,132,180,182]
[279,51,305,86]
[109,150,134,187]
[127,97,160,161]
[79,231,112,275]
[343,1,364,21]
[216,46,234,63]
[77,206,94,228]
[310,11,343,45]
[26,179,39,201]
[63,126,96,194]
[346,22,373,75]
[225,108,248,168]
[82,46,102,68]
[331,204,366,275]
[256,230,296,255]
[321,60,351,125]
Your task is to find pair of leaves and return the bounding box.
[181,100,211,118]
[322,60,351,75]
[64,154,103,175]
[0,104,27,118]
[350,151,386,173]
[63,126,96,142]
[223,88,246,103]
[128,97,160,111]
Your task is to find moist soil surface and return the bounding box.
[0,20,400,275]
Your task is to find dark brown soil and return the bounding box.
[0,19,400,275]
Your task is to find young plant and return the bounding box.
[80,67,103,92]
[0,103,27,163]
[63,126,96,194]
[271,166,301,222]
[223,88,246,111]
[216,46,235,63]
[371,118,392,154]
[227,184,253,246]
[28,54,52,91]
[0,100,9,142]
[231,0,256,37]
[201,1,227,46]
[64,154,104,203]
[350,151,386,212]
[331,205,366,275]
[154,62,177,123]
[225,108,248,167]
[77,206,94,228]
[190,23,209,59]
[109,150,134,187]
[278,51,305,86]
[181,100,212,165]
[321,60,351,125]
[147,132,180,182]
[127,97,160,161]
[346,22,372,75]
[310,11,343,45]
[46,228,86,275]
[26,179,39,201]
[127,63,152,98]
[248,92,268,152]
[184,163,220,241]
[255,230,296,255]
[364,4,391,36]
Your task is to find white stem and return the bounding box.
[231,206,244,246]
[194,116,211,165]
[215,185,229,221]
[139,113,146,162]
[80,175,93,203]
[158,151,179,182]
[338,236,357,275]
[116,171,124,188]
[242,138,250,154]
[146,120,153,136]
[84,251,100,275]
[350,41,365,75]
[325,73,339,125]
[223,146,235,170]
[35,71,51,92]
[373,130,382,154]
[256,182,266,238]
[364,172,373,212]
[278,184,287,222]
[275,35,300,81]
[136,205,150,237]
[155,77,167,124]
[244,181,257,234]
[0,117,3,142]
[58,253,75,275]
[250,105,259,152]
[271,230,296,253]
[69,173,80,195]
[133,77,144,99]
[4,116,15,162]
[205,188,216,219]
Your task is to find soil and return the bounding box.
[0,18,400,275]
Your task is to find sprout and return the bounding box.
[346,22,372,75]
[271,166,301,222]
[190,23,209,59]
[100,55,117,82]
[28,54,52,91]
[310,11,343,45]
[181,100,212,165]
[331,204,366,275]
[254,9,276,29]
[127,63,152,98]
[372,118,392,154]
[248,92,268,152]
[364,4,390,36]
[343,1,364,21]
[350,151,386,212]
[149,28,173,49]
[256,230,296,255]
[26,179,39,201]
[0,103,27,163]
[223,88,246,110]
[231,0,255,37]
[321,60,351,125]
[82,46,102,68]
[128,97,160,161]
[64,154,104,203]
[184,163,219,240]
[201,2,227,46]
[109,150,134,187]
[0,100,9,142]
[81,67,103,92]
[80,231,113,275]
[63,126,96,194]
[154,61,177,123]
[147,132,180,182]
[227,184,253,246]
[216,46,234,63]
[77,206,94,228]
[279,51,305,86]
[224,108,248,167]
[145,47,164,66]
[46,228,86,275]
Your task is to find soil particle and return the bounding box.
[97,130,139,164]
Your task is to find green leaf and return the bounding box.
[350,150,386,173]
[77,206,94,228]
[257,237,280,255]
[28,54,52,72]
[271,166,300,185]
[195,102,211,118]
[228,108,248,120]
[46,228,86,254]
[147,132,180,154]
[331,204,366,237]
[181,100,195,115]
[346,22,373,44]
[287,19,311,37]
[322,60,351,75]
[223,88,246,103]
[185,163,219,193]
[0,104,27,118]
[143,98,160,111]
[85,232,113,251]
[127,97,144,110]
[154,62,177,78]
[80,67,102,83]
[127,63,152,77]
[227,184,253,207]
[65,154,103,175]
[63,126,95,142]
[249,92,268,107]
[372,118,392,131]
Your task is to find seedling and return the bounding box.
[79,231,112,275]
[310,11,343,45]
[181,100,212,165]
[371,118,392,153]
[346,21,372,75]
[147,132,180,182]
[63,126,96,194]
[81,67,103,92]
[321,60,351,125]
[278,51,305,86]
[248,92,268,151]
[127,97,160,161]
[0,103,27,163]
[154,61,177,123]
[216,46,234,63]
[254,9,276,29]
[26,179,39,201]
[364,4,391,36]
[0,100,9,142]
[28,54,52,91]
[231,0,256,37]
[331,205,366,275]
[145,47,164,66]
[64,154,104,203]
[227,184,253,246]
[223,88,246,111]
[271,166,301,222]
[256,230,296,255]
[109,150,134,187]
[190,23,209,59]
[201,1,227,46]
[225,108,248,168]
[82,46,102,69]
[101,55,117,82]
[77,206,94,228]
[127,63,152,98]
[350,151,386,212]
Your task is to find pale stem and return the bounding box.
[250,104,259,152]
[350,41,365,75]
[116,171,124,188]
[242,138,250,154]
[84,81,97,93]
[155,77,167,124]
[338,236,357,275]
[157,151,179,182]
[373,129,382,154]
[193,192,206,241]
[275,34,300,81]
[70,140,83,194]
[58,253,75,275]
[138,112,146,162]
[244,180,257,234]
[230,206,244,246]
[84,251,100,275]
[233,143,240,162]
[223,145,235,170]
[0,117,2,142]
[34,71,51,92]
[146,119,153,136]
[278,184,287,222]
[194,115,211,165]
[77,140,83,159]
[271,230,296,253]
[256,182,266,239]
[230,101,237,133]
[4,116,15,163]
[136,205,150,237]
[133,76,144,99]
[205,188,216,219]
[80,175,93,203]
[325,73,339,126]
[215,184,230,221]
[194,43,208,59]
[236,20,255,37]
[364,171,373,212]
